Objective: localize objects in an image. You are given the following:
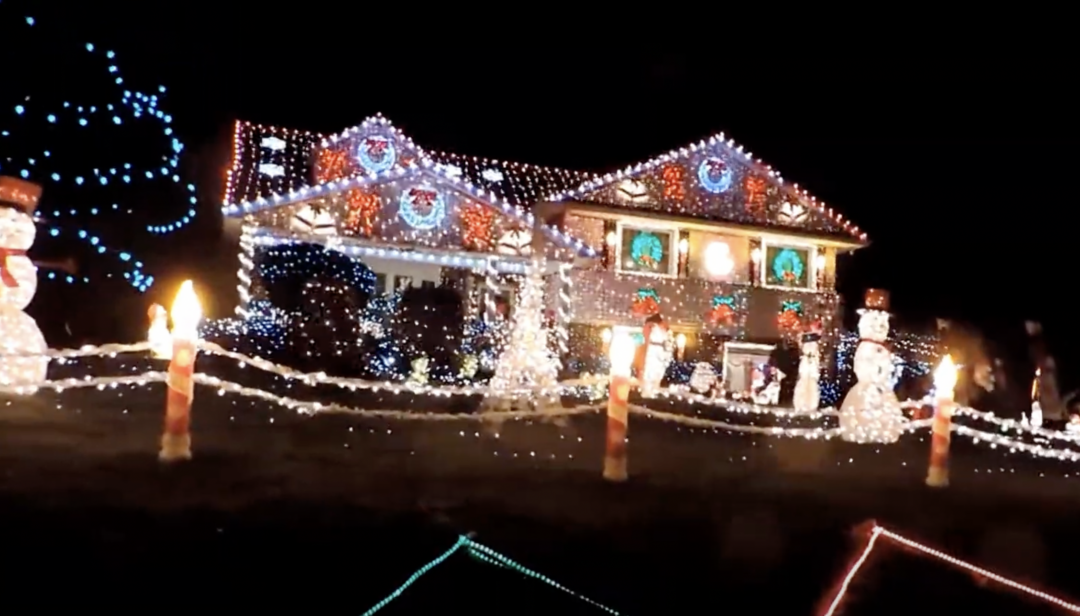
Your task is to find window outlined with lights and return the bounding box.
[759,238,819,291]
[615,221,678,279]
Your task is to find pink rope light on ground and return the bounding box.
[819,523,1080,615]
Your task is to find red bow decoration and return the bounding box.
[707,303,735,326]
[0,247,27,287]
[408,188,437,214]
[631,295,660,317]
[365,138,388,159]
[777,309,801,332]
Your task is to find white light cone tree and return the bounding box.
[486,257,560,414]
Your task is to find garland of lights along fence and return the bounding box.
[5,280,1080,482]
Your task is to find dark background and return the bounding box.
[2,3,1075,381]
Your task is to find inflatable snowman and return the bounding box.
[793,325,822,412]
[0,177,49,391]
[839,289,904,443]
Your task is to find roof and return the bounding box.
[546,132,868,243]
[222,121,321,206]
[223,117,592,211]
[424,150,594,209]
[222,115,597,259]
[221,115,867,249]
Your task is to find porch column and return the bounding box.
[235,223,256,319]
[554,262,573,358]
[483,257,499,325]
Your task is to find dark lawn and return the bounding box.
[1,379,1079,614]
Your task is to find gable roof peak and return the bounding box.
[321,113,425,154]
[548,128,867,243]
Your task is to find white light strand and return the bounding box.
[236,224,256,319]
[0,372,166,396]
[191,373,602,421]
[628,405,843,438]
[483,258,499,325]
[0,341,151,359]
[196,340,587,399]
[554,262,572,357]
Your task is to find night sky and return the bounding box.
[4,4,1076,371]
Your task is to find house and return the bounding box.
[221,116,869,390]
[534,133,868,388]
[220,115,596,354]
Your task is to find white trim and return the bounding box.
[614,220,680,279]
[250,227,532,274]
[759,238,819,291]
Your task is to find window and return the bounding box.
[396,276,413,291]
[762,242,815,290]
[617,224,676,276]
[421,280,435,289]
[374,273,387,295]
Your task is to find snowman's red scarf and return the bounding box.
[0,248,27,287]
[858,338,890,351]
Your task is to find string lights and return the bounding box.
[1,10,195,292]
[821,524,1080,615]
[358,535,621,616]
[547,129,866,242]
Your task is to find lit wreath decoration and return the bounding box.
[630,231,664,269]
[697,157,733,194]
[357,135,396,173]
[771,248,805,284]
[398,185,446,230]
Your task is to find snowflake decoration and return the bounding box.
[258,163,285,178]
[777,201,807,224]
[616,179,649,203]
[260,136,286,151]
[481,168,504,183]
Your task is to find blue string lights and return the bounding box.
[1,9,197,292]
[359,535,621,615]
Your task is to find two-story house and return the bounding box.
[535,134,867,391]
[222,116,868,391]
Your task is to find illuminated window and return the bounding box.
[617,223,676,277]
[761,242,816,290]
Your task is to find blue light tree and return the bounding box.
[0,9,199,295]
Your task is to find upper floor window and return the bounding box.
[616,223,677,277]
[761,240,818,290]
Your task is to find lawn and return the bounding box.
[3,362,1080,615]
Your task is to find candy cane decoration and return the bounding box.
[554,262,572,356]
[483,258,499,325]
[235,224,255,319]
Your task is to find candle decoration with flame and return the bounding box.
[926,354,957,487]
[160,281,202,462]
[604,333,635,482]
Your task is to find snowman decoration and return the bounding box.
[0,177,49,391]
[793,322,822,412]
[839,289,905,443]
[689,362,717,394]
[634,314,672,397]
